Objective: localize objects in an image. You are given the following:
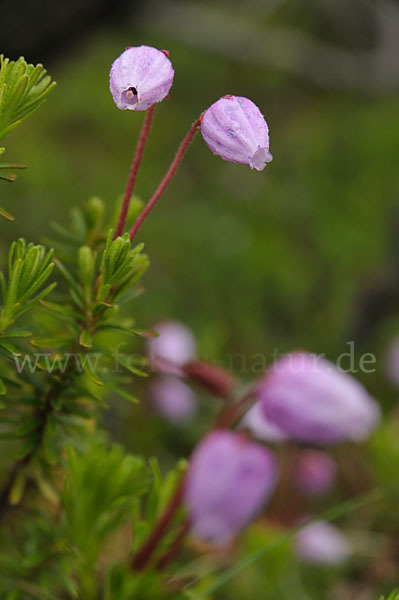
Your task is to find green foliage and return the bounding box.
[0,239,55,332]
[0,55,55,144]
[0,511,77,599]
[369,418,399,528]
[380,592,399,600]
[105,566,184,600]
[0,239,55,395]
[0,190,158,596]
[0,194,151,480]
[0,55,55,220]
[64,444,149,557]
[62,444,149,596]
[131,458,187,560]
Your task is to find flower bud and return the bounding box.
[239,401,287,442]
[109,46,174,111]
[183,360,235,400]
[201,95,272,171]
[147,321,196,375]
[259,353,380,445]
[294,450,336,497]
[150,376,196,425]
[295,521,351,565]
[184,431,277,543]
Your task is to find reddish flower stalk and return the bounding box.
[129,115,203,242]
[156,520,190,571]
[215,385,257,429]
[114,105,155,239]
[130,383,256,571]
[131,477,186,571]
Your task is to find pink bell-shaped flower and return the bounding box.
[201,95,272,171]
[259,353,380,445]
[109,46,174,111]
[184,431,277,543]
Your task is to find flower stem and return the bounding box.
[114,106,156,239]
[215,385,257,429]
[129,116,203,242]
[131,477,185,571]
[156,519,190,571]
[130,382,253,571]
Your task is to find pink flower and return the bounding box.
[239,401,287,442]
[109,46,174,111]
[201,95,273,171]
[150,376,196,425]
[295,521,351,565]
[295,450,336,497]
[259,353,380,445]
[184,431,277,543]
[147,321,196,374]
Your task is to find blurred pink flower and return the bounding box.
[147,321,196,374]
[259,353,380,445]
[150,376,196,425]
[239,401,287,442]
[185,430,277,543]
[295,450,336,497]
[295,521,351,565]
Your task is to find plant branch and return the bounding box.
[0,362,75,520]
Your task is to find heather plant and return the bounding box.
[0,48,394,599]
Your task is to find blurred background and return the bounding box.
[1,0,398,598]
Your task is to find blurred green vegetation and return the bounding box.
[1,9,398,598]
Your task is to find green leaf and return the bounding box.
[39,298,82,321]
[54,259,82,300]
[9,468,27,506]
[0,205,14,219]
[78,245,96,287]
[98,345,148,378]
[79,329,93,349]
[0,328,31,338]
[106,383,138,404]
[97,324,153,339]
[31,337,74,348]
[83,360,103,386]
[14,281,57,318]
